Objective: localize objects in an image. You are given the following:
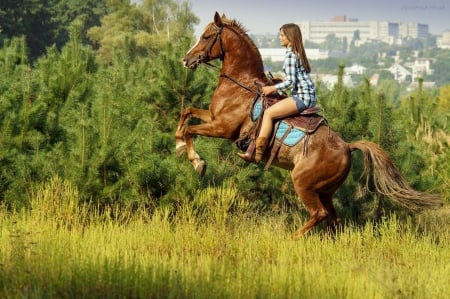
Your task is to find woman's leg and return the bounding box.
[255,97,299,162]
[259,97,299,138]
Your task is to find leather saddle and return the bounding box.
[261,96,325,135]
[237,95,326,169]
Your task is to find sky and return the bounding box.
[187,0,449,36]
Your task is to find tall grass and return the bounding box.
[0,178,449,298]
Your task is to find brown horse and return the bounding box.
[175,12,441,238]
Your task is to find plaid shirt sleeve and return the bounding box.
[275,49,296,94]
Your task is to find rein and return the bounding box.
[203,61,260,95]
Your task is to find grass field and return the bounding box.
[1,178,449,298]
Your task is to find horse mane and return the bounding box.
[207,15,261,58]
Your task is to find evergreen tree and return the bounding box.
[87,0,198,63]
[396,79,449,197]
[52,0,109,48]
[0,0,57,59]
[0,2,447,213]
[430,50,450,86]
[0,36,48,205]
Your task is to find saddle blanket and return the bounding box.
[252,99,306,147]
[251,100,264,121]
[275,121,305,146]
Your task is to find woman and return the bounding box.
[255,23,317,163]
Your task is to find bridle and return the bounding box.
[200,24,225,63]
[198,24,260,95]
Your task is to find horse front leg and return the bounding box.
[175,107,212,176]
[175,108,191,156]
[175,106,212,154]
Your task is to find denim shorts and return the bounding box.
[292,94,307,112]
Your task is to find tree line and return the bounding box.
[0,0,448,221]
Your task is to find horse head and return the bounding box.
[183,12,226,69]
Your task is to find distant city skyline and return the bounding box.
[188,0,449,36]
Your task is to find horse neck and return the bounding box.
[212,33,267,139]
[222,60,264,82]
[221,41,265,81]
[219,51,265,141]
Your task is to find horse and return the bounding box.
[175,12,441,238]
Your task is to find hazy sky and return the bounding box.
[187,0,449,36]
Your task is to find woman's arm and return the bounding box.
[274,52,296,93]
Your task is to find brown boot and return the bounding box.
[254,137,268,163]
[237,152,252,161]
[237,140,256,161]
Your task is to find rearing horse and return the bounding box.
[175,12,440,238]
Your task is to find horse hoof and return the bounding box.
[195,160,206,177]
[176,143,187,156]
[292,232,301,241]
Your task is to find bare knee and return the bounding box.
[264,108,276,120]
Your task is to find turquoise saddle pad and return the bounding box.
[275,121,305,146]
[251,100,306,146]
[251,100,263,121]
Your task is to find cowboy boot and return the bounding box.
[254,137,268,163]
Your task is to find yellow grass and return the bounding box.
[0,177,449,298]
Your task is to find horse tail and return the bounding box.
[349,140,441,210]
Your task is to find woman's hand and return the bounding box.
[262,86,277,96]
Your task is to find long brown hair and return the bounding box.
[280,23,311,73]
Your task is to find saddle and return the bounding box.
[238,95,326,170]
[279,105,323,132]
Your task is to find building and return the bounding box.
[311,73,354,89]
[259,48,343,61]
[297,16,427,45]
[388,63,412,83]
[345,64,367,75]
[258,48,285,62]
[437,31,450,49]
[399,23,429,39]
[370,73,380,86]
[407,81,436,92]
[411,58,434,81]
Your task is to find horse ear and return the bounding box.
[214,11,223,27]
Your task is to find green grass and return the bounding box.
[0,177,449,298]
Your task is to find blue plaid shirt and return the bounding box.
[275,48,317,108]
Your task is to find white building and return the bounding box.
[370,73,380,86]
[345,64,367,75]
[407,81,436,92]
[437,31,450,49]
[259,48,342,61]
[388,63,412,83]
[311,74,354,89]
[297,16,428,45]
[399,23,429,39]
[411,58,434,81]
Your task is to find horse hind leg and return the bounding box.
[319,192,341,236]
[292,188,328,240]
